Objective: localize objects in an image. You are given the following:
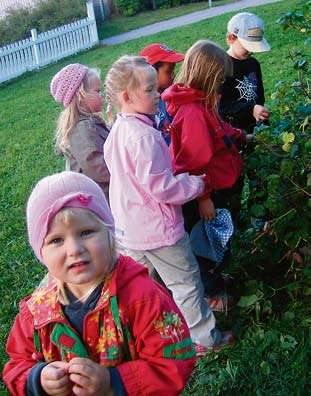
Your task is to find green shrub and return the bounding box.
[233,0,311,301]
[276,0,311,33]
[154,0,182,8]
[0,0,86,47]
[113,0,142,16]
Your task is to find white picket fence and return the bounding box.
[0,0,40,19]
[0,1,99,84]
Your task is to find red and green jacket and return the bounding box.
[3,255,196,396]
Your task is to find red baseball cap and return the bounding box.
[139,44,184,66]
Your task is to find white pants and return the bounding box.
[117,234,221,348]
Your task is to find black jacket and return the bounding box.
[218,56,265,133]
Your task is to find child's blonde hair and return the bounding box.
[50,207,117,305]
[105,55,156,108]
[177,40,233,108]
[55,68,105,149]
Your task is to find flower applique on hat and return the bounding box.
[190,209,234,263]
[227,12,270,53]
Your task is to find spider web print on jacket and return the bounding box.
[235,75,258,102]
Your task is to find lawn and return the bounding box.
[0,0,310,395]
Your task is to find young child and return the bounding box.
[218,13,271,227]
[104,55,234,355]
[3,171,197,396]
[162,40,254,311]
[218,12,271,133]
[51,63,110,202]
[139,43,184,145]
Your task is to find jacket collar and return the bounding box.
[117,113,154,126]
[27,267,117,328]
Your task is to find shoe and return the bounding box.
[194,331,235,357]
[194,343,213,357]
[205,293,235,313]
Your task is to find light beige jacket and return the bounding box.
[55,115,110,202]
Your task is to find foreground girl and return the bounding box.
[104,55,234,355]
[3,171,197,396]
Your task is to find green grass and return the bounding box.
[97,0,237,39]
[185,319,310,395]
[0,0,310,395]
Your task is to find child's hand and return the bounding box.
[41,361,72,396]
[253,105,270,122]
[106,103,114,124]
[199,198,216,221]
[69,357,112,396]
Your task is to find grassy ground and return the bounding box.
[97,0,237,39]
[0,0,310,395]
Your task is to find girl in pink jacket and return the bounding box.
[104,55,234,356]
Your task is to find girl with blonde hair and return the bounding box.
[51,63,110,201]
[104,55,234,356]
[3,171,197,396]
[162,40,254,311]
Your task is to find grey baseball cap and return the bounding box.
[228,12,270,53]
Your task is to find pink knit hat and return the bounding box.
[50,63,89,107]
[26,171,114,262]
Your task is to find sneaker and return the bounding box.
[205,293,235,313]
[194,331,235,357]
[194,343,213,357]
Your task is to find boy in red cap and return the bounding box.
[139,43,184,145]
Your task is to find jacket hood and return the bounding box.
[162,83,206,117]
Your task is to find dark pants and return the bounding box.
[182,179,243,296]
[195,250,231,296]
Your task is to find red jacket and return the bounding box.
[162,83,246,199]
[3,255,196,396]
